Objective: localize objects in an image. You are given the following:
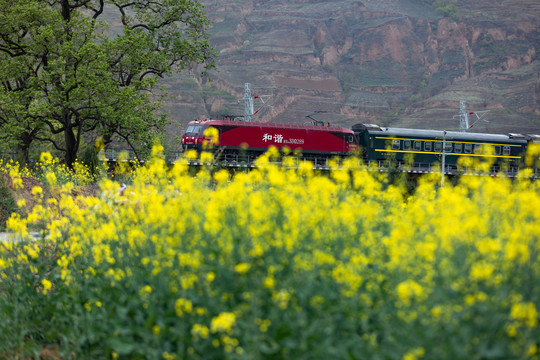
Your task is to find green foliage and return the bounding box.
[432,1,459,21]
[0,181,17,230]
[201,85,236,99]
[78,145,103,179]
[339,71,354,93]
[473,59,498,71]
[0,0,217,167]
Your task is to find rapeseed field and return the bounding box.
[0,146,539,359]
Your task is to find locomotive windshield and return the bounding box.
[185,125,203,135]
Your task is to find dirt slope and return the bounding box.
[162,0,540,140]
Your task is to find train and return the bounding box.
[353,123,539,174]
[181,119,358,166]
[181,118,540,175]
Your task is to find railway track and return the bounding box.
[178,156,540,179]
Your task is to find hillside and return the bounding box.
[161,0,540,142]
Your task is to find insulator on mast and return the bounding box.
[453,100,489,132]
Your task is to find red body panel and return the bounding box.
[182,120,356,155]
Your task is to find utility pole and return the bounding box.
[441,131,447,187]
[459,101,469,132]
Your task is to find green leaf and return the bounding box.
[107,337,136,355]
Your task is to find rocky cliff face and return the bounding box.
[164,0,540,139]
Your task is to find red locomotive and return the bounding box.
[181,119,358,163]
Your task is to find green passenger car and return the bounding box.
[352,123,529,173]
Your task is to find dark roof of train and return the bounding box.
[354,123,528,144]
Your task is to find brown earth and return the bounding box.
[160,0,540,143]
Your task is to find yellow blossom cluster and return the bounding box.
[0,147,539,359]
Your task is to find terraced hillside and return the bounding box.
[162,0,540,141]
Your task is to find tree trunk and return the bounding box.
[16,143,29,167]
[63,110,78,168]
[16,131,32,166]
[64,127,78,168]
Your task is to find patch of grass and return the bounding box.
[432,1,458,21]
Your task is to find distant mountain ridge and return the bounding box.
[163,0,540,140]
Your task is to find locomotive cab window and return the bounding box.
[454,143,463,153]
[392,139,400,150]
[186,125,202,135]
[424,141,432,152]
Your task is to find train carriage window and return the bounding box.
[444,142,453,153]
[464,143,472,154]
[392,139,400,150]
[494,146,501,155]
[454,143,463,153]
[424,141,432,152]
[434,142,442,152]
[414,141,421,151]
[403,140,411,150]
[503,146,511,156]
[474,144,482,154]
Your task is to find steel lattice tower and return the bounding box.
[243,83,254,122]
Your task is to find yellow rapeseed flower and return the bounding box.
[200,151,213,163]
[139,285,152,298]
[162,352,177,360]
[263,276,275,289]
[191,323,210,339]
[213,169,230,185]
[31,186,43,197]
[39,152,54,164]
[469,262,495,281]
[24,244,39,259]
[403,347,425,360]
[45,171,57,186]
[206,272,216,283]
[234,262,251,275]
[272,289,291,310]
[210,312,236,334]
[11,176,23,189]
[41,279,52,295]
[510,302,538,328]
[175,298,193,317]
[397,280,424,306]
